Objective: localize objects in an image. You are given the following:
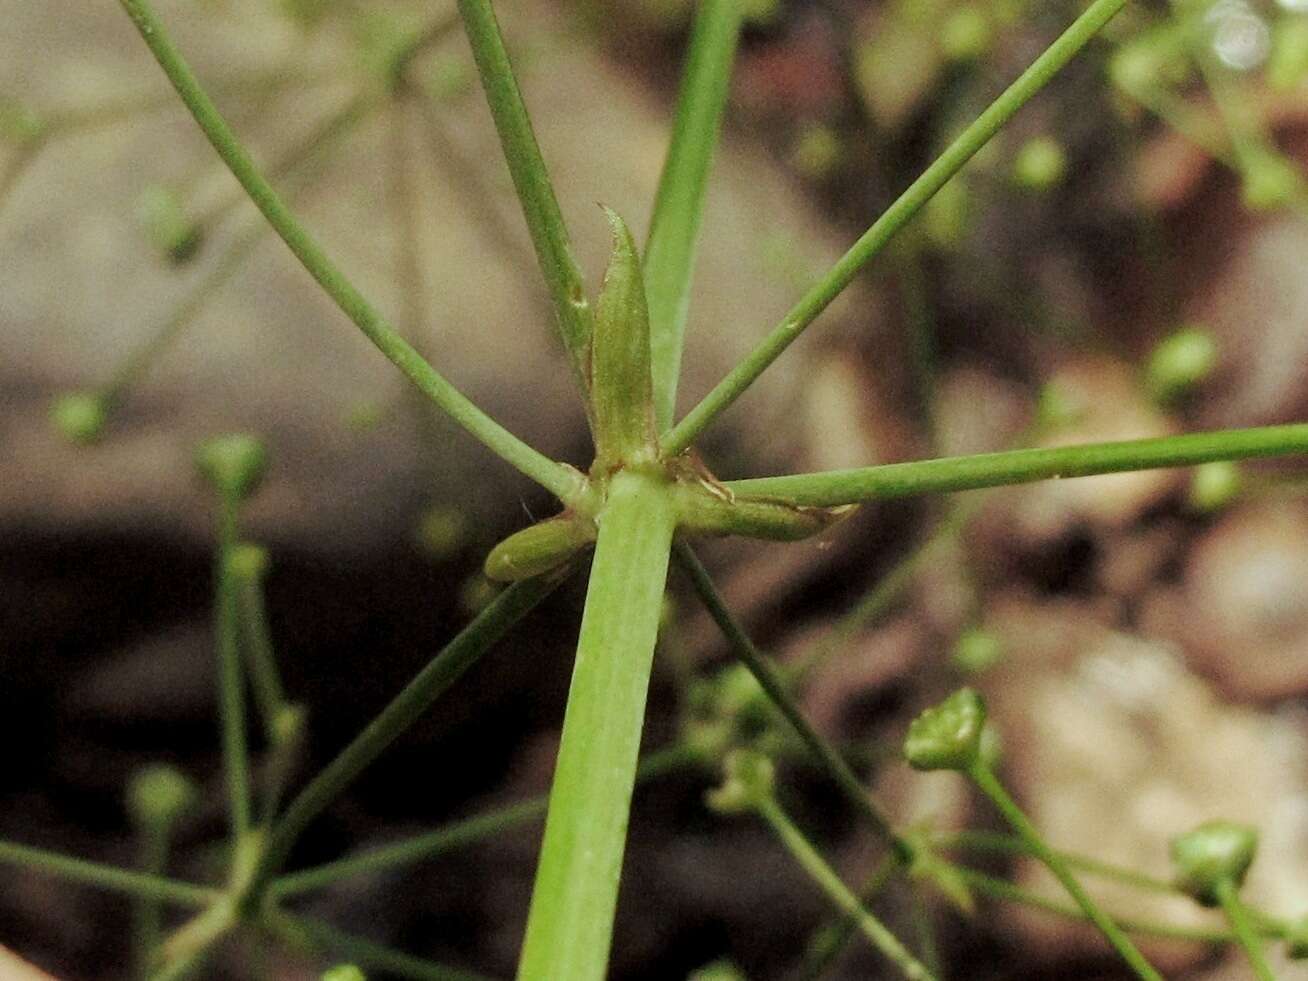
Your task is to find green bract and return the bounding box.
[1170,820,1259,906]
[483,514,595,582]
[903,688,987,772]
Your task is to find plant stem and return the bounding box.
[243,569,570,910]
[794,854,902,981]
[270,743,695,898]
[675,543,913,864]
[1214,878,1276,981]
[515,471,677,981]
[456,0,595,408]
[135,828,172,978]
[0,840,216,907]
[662,0,1128,455]
[725,424,1308,507]
[215,495,253,841]
[116,0,582,504]
[967,763,1162,981]
[645,0,743,430]
[267,911,494,981]
[756,797,936,981]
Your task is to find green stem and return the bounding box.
[0,840,216,908]
[267,911,494,981]
[515,471,677,981]
[216,495,253,841]
[230,563,288,741]
[645,0,743,430]
[794,854,902,981]
[967,763,1162,981]
[243,568,571,910]
[662,0,1128,455]
[270,743,695,898]
[135,828,172,978]
[456,0,595,408]
[116,0,581,504]
[756,797,936,981]
[725,424,1308,507]
[674,543,913,864]
[1214,878,1276,981]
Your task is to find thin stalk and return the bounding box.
[1214,878,1276,981]
[725,424,1308,507]
[134,828,172,978]
[215,495,253,841]
[267,911,494,981]
[270,743,696,898]
[950,865,1239,943]
[0,840,216,907]
[967,763,1162,980]
[231,569,287,742]
[756,797,936,981]
[516,471,677,981]
[456,0,595,407]
[794,854,902,981]
[243,568,571,910]
[662,0,1129,455]
[644,0,743,430]
[116,0,581,503]
[675,543,913,864]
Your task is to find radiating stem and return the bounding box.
[662,0,1129,455]
[0,840,216,907]
[515,471,677,981]
[116,0,581,503]
[725,425,1308,507]
[645,0,743,430]
[215,495,253,841]
[1214,878,1276,981]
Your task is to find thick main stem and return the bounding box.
[516,471,676,981]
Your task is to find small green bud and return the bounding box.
[483,514,595,582]
[952,627,1003,674]
[1109,43,1162,93]
[1145,326,1218,403]
[414,506,467,561]
[127,764,198,828]
[591,207,658,470]
[940,6,992,62]
[1241,148,1304,211]
[227,542,270,582]
[688,961,746,981]
[0,97,45,145]
[1035,379,1086,430]
[321,966,367,981]
[1170,820,1258,906]
[789,124,843,180]
[137,185,202,265]
[1188,460,1241,513]
[50,391,107,445]
[1268,18,1308,91]
[1012,136,1068,191]
[272,703,306,748]
[1285,916,1308,960]
[706,749,775,815]
[195,434,269,501]
[903,688,987,771]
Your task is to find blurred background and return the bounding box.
[3,0,1308,977]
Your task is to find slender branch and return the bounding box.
[0,840,216,908]
[645,0,743,430]
[456,0,595,409]
[724,424,1308,507]
[1214,879,1276,981]
[115,0,582,503]
[516,472,677,981]
[793,854,902,981]
[270,744,695,898]
[756,798,935,981]
[215,496,253,840]
[242,568,571,910]
[674,543,912,864]
[662,0,1129,455]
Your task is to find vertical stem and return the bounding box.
[1214,879,1276,981]
[134,829,171,978]
[645,0,744,430]
[756,798,936,981]
[215,496,252,841]
[516,471,676,981]
[967,763,1162,981]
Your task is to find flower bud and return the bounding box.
[1188,460,1241,513]
[1012,136,1068,191]
[941,6,992,63]
[1170,820,1258,906]
[952,628,1003,674]
[689,961,746,981]
[321,966,367,981]
[903,688,987,771]
[50,392,107,446]
[127,764,198,828]
[1145,326,1218,403]
[1241,148,1303,211]
[137,185,202,265]
[483,515,594,582]
[195,434,269,501]
[706,749,775,815]
[1285,915,1308,960]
